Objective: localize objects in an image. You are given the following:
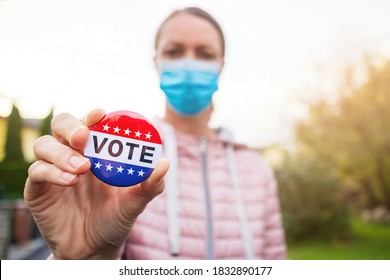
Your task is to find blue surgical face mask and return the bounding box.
[159,59,222,115]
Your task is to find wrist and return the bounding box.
[52,248,120,260]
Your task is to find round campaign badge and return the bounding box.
[84,110,162,187]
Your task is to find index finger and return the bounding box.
[51,109,106,150]
[51,113,89,150]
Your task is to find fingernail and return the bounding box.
[69,127,82,139]
[61,172,77,182]
[156,176,164,188]
[69,156,89,169]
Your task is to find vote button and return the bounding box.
[84,110,163,187]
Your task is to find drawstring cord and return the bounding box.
[161,124,181,256]
[226,144,255,259]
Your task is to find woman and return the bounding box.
[24,7,286,260]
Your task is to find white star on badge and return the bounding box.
[124,128,131,135]
[106,164,113,171]
[117,166,124,173]
[103,124,110,131]
[127,168,134,175]
[94,162,102,169]
[138,170,145,177]
[135,130,142,138]
[145,132,152,140]
[114,126,121,133]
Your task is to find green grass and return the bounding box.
[287,218,390,260]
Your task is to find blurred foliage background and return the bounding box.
[271,57,390,258]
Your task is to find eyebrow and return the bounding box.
[163,42,217,51]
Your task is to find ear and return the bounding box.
[219,59,225,74]
[153,56,160,73]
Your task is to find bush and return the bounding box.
[0,160,30,199]
[276,154,351,243]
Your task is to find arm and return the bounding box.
[25,109,169,259]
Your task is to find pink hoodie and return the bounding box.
[121,119,287,259]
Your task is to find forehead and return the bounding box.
[158,13,222,51]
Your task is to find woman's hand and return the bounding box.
[24,109,169,259]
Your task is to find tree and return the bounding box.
[295,59,390,210]
[40,108,54,136]
[0,103,28,198]
[3,104,24,161]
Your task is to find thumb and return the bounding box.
[82,108,106,127]
[139,157,170,198]
[119,158,170,217]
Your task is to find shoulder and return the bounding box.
[219,126,276,182]
[234,145,276,179]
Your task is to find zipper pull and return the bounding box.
[199,136,208,154]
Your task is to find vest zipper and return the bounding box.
[199,136,214,259]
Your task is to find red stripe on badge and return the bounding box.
[89,110,162,145]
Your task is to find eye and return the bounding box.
[163,47,182,58]
[196,48,217,60]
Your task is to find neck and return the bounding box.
[163,104,214,137]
